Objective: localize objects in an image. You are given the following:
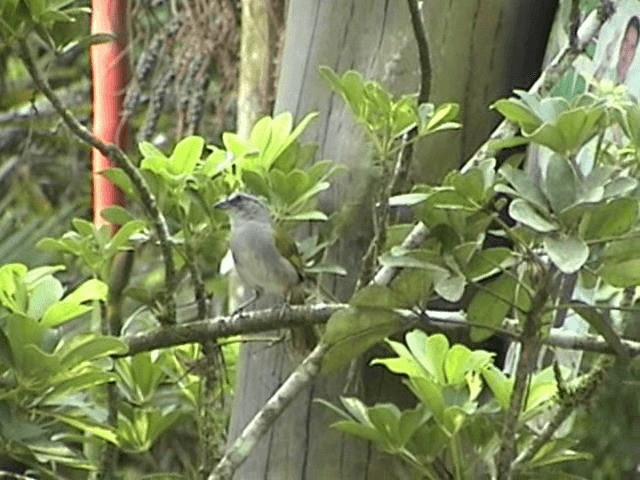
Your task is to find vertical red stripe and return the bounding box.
[90,0,130,233]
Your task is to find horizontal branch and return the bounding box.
[123,304,344,355]
[123,303,640,357]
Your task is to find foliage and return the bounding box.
[321,330,582,479]
[318,66,640,478]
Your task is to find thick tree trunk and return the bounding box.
[227,1,556,478]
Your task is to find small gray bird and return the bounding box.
[215,192,315,350]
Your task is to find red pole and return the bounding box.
[90,0,130,233]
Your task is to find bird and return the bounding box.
[214,192,316,351]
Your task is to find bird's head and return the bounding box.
[214,192,272,224]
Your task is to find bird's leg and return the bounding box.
[231,287,262,316]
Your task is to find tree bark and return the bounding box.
[227,1,556,478]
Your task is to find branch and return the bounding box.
[208,342,329,480]
[407,0,431,103]
[463,5,613,170]
[123,304,344,355]
[17,39,178,325]
[497,270,554,479]
[123,303,640,357]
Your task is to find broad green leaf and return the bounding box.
[56,333,128,367]
[468,273,517,342]
[138,141,165,159]
[40,302,93,327]
[101,205,135,225]
[322,308,401,374]
[464,247,515,282]
[443,344,473,385]
[410,376,445,420]
[26,275,63,320]
[580,198,638,240]
[543,156,578,213]
[407,331,449,384]
[543,235,589,273]
[65,278,108,304]
[600,259,640,287]
[492,98,541,131]
[43,371,118,404]
[509,199,557,233]
[481,365,513,409]
[170,136,204,175]
[106,219,146,253]
[498,164,549,212]
[99,168,138,199]
[434,273,466,303]
[388,193,429,207]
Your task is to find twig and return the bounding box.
[208,343,329,480]
[18,39,178,325]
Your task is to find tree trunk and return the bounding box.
[227,1,556,478]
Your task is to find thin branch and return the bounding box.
[123,304,343,355]
[208,342,329,480]
[17,39,178,325]
[123,302,640,357]
[407,0,431,103]
[497,270,554,479]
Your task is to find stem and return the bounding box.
[18,39,177,326]
[496,268,554,479]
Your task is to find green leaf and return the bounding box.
[464,247,515,282]
[322,307,401,374]
[509,199,557,233]
[65,279,108,304]
[170,136,204,175]
[43,370,118,404]
[481,365,513,410]
[101,205,135,225]
[492,98,541,131]
[410,376,445,420]
[139,141,165,159]
[580,198,638,240]
[106,220,146,253]
[543,235,589,274]
[599,259,640,287]
[100,168,138,199]
[468,273,517,342]
[434,273,466,303]
[26,275,63,320]
[40,302,93,327]
[408,331,449,383]
[388,193,429,207]
[56,333,128,367]
[543,156,578,213]
[498,164,549,212]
